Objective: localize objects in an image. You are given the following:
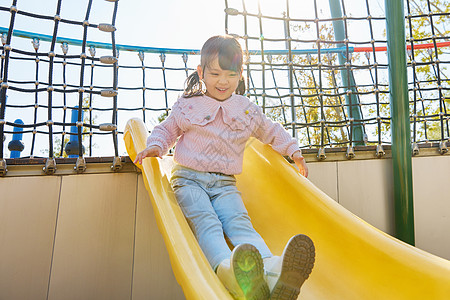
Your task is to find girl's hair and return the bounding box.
[183,35,246,98]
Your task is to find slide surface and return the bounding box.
[124,118,450,300]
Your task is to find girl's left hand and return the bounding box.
[292,151,308,178]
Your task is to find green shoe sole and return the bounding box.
[232,243,270,300]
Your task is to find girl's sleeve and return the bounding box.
[251,105,301,158]
[146,101,183,156]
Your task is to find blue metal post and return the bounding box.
[8,119,24,158]
[65,106,84,158]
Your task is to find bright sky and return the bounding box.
[115,0,226,49]
[1,0,387,51]
[116,0,385,50]
[1,0,227,49]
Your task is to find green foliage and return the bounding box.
[265,0,449,147]
[268,22,360,147]
[406,0,450,142]
[158,111,168,123]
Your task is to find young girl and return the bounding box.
[134,35,315,300]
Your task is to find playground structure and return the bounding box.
[1,0,450,299]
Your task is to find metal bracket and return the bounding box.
[376,144,386,158]
[0,159,7,176]
[412,142,419,156]
[43,158,57,175]
[346,146,355,159]
[111,156,123,172]
[74,157,86,173]
[317,148,326,160]
[439,141,448,155]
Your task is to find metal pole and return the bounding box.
[9,119,24,158]
[384,0,415,245]
[65,106,84,158]
[284,6,297,139]
[328,0,364,145]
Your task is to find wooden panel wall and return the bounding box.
[132,174,185,300]
[0,172,184,300]
[0,176,61,300]
[412,156,450,260]
[47,173,137,300]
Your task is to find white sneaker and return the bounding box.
[264,234,315,300]
[217,244,270,300]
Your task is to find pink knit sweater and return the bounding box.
[146,94,301,175]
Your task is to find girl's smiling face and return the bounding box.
[197,57,242,101]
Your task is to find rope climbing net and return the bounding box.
[0,0,449,176]
[1,0,122,174]
[225,0,450,159]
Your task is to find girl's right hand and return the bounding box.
[133,145,162,165]
[292,150,308,178]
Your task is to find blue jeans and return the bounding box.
[170,164,272,270]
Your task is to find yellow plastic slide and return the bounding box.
[124,118,450,300]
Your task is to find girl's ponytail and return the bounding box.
[235,77,246,95]
[183,71,206,98]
